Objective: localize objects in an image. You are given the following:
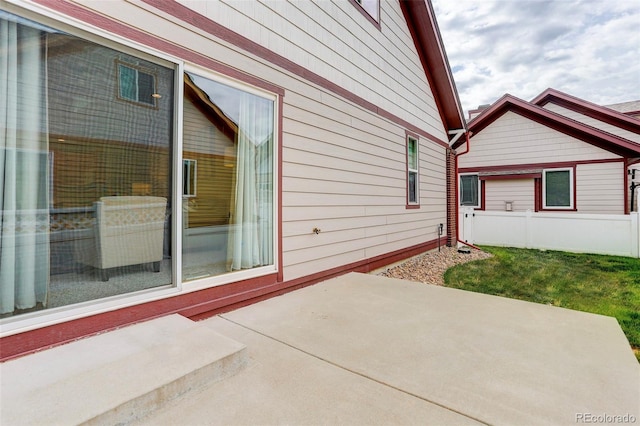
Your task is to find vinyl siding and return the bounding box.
[576,162,625,214]
[484,179,534,212]
[63,0,449,281]
[542,103,640,143]
[283,90,447,279]
[459,111,621,169]
[172,0,446,138]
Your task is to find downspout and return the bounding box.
[447,129,464,248]
[454,131,483,250]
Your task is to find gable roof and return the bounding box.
[605,99,640,116]
[461,93,640,158]
[531,88,640,135]
[400,0,466,133]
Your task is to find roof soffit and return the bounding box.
[399,0,465,133]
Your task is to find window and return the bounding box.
[183,159,197,197]
[117,61,157,106]
[407,135,419,206]
[460,174,480,207]
[0,8,280,325]
[543,168,573,209]
[352,0,379,22]
[0,10,174,318]
[182,72,275,281]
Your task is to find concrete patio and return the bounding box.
[2,272,639,425]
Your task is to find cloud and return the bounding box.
[431,0,640,116]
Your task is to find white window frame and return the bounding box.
[116,60,157,107]
[181,63,280,292]
[182,159,197,197]
[0,1,185,337]
[542,167,574,209]
[407,135,419,206]
[459,173,480,208]
[0,0,282,337]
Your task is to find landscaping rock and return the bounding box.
[377,246,492,286]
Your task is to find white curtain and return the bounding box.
[0,19,49,314]
[227,92,273,271]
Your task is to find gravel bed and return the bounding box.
[377,246,493,286]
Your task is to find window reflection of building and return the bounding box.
[1,12,174,316]
[182,72,274,280]
[1,10,277,318]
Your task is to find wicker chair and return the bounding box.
[74,196,167,281]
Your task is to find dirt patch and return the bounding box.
[377,246,492,286]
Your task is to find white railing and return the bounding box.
[459,209,640,258]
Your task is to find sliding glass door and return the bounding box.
[0,11,174,317]
[182,72,275,281]
[0,9,278,321]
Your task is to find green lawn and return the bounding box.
[443,246,640,361]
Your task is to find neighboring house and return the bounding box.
[605,100,640,120]
[456,89,640,215]
[0,0,464,359]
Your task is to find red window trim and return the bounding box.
[347,0,381,30]
[406,131,420,209]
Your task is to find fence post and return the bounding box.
[633,212,640,258]
[525,209,533,249]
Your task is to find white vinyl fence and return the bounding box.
[459,209,640,258]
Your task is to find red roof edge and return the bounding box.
[465,94,640,157]
[531,88,640,134]
[400,0,466,135]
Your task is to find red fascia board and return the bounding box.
[532,88,640,135]
[479,173,541,181]
[468,95,640,158]
[400,0,465,132]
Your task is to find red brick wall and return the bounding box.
[446,147,457,246]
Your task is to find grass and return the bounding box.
[443,246,640,362]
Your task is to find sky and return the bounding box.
[430,0,640,117]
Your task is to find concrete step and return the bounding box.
[1,314,247,425]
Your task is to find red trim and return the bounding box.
[479,173,541,181]
[28,0,450,148]
[398,0,465,132]
[0,236,446,362]
[532,88,640,135]
[31,0,284,97]
[347,0,381,30]
[0,0,458,360]
[479,180,486,210]
[466,94,640,157]
[140,0,447,147]
[458,158,625,174]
